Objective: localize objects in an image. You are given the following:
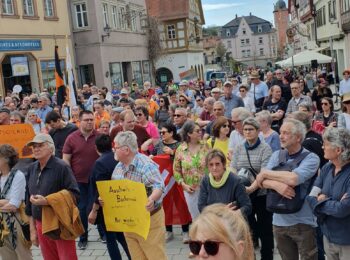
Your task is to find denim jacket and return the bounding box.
[307,162,350,245]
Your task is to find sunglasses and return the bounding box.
[174,114,184,117]
[321,103,329,106]
[239,90,246,92]
[189,240,223,256]
[222,124,230,128]
[136,113,143,117]
[160,131,168,135]
[143,95,149,98]
[179,99,186,102]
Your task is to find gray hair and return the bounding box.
[298,101,313,112]
[175,107,188,116]
[243,117,260,130]
[205,97,215,106]
[255,110,272,126]
[213,101,225,108]
[323,128,350,163]
[231,107,251,121]
[283,118,306,141]
[114,131,138,154]
[47,141,56,156]
[290,111,312,130]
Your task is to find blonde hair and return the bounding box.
[190,204,254,260]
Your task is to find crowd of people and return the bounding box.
[0,67,350,260]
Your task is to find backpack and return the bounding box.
[266,150,316,214]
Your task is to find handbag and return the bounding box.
[12,212,30,242]
[237,148,259,199]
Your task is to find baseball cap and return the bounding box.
[112,107,124,113]
[120,89,128,95]
[223,81,233,87]
[156,88,163,95]
[211,87,221,93]
[26,133,54,147]
[179,80,189,86]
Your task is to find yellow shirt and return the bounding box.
[207,137,230,165]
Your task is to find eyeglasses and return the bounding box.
[19,108,27,111]
[321,103,329,106]
[143,95,149,98]
[174,114,184,117]
[243,128,256,132]
[239,90,246,92]
[213,108,222,111]
[136,113,143,117]
[179,99,186,102]
[32,143,47,149]
[189,240,223,256]
[222,124,230,128]
[160,131,168,135]
[113,145,127,151]
[232,120,241,124]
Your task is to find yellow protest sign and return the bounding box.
[0,124,35,158]
[97,179,150,240]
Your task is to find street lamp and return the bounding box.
[101,24,111,42]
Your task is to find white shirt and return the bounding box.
[339,78,350,96]
[0,170,26,208]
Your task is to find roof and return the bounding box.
[222,15,273,36]
[274,0,287,11]
[145,0,205,24]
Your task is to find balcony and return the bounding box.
[341,10,350,32]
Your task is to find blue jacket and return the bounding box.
[307,162,350,245]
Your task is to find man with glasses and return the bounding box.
[173,107,188,132]
[112,131,166,260]
[286,82,312,115]
[204,101,226,139]
[219,81,244,118]
[110,110,151,149]
[36,95,52,122]
[62,110,99,250]
[26,133,80,259]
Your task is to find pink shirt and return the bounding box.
[144,121,159,152]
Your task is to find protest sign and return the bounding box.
[97,179,150,240]
[0,124,35,158]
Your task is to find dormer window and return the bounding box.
[242,28,246,35]
[258,25,262,33]
[226,29,230,37]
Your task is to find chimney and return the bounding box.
[250,12,252,16]
[235,14,238,19]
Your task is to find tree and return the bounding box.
[147,16,162,83]
[203,26,220,36]
[216,41,227,66]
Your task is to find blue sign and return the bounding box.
[0,40,42,52]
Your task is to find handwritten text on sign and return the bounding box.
[96,180,150,240]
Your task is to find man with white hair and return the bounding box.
[36,95,53,122]
[26,133,80,259]
[112,131,166,260]
[256,118,320,260]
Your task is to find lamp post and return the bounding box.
[101,24,111,42]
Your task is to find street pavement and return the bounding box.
[32,225,282,260]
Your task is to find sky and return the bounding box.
[202,0,278,27]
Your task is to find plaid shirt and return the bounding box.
[111,153,164,204]
[286,94,312,114]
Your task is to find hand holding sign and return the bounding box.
[96,179,150,240]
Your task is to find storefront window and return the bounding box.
[40,60,65,94]
[142,61,151,83]
[132,61,142,85]
[110,62,122,88]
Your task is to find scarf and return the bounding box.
[209,169,230,189]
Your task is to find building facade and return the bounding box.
[0,0,75,97]
[69,0,150,89]
[203,35,220,65]
[146,0,205,85]
[340,0,350,70]
[221,14,278,68]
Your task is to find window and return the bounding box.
[259,37,263,44]
[74,3,88,28]
[132,61,142,85]
[227,40,232,49]
[41,60,66,90]
[142,61,151,83]
[119,7,126,29]
[2,0,14,14]
[328,0,336,20]
[240,39,245,45]
[111,5,118,28]
[246,38,250,44]
[316,6,326,27]
[79,64,95,85]
[343,0,350,12]
[110,62,122,87]
[102,3,109,27]
[44,0,54,17]
[131,10,137,31]
[241,50,246,58]
[247,49,251,57]
[242,28,246,35]
[23,0,34,16]
[258,25,262,33]
[226,29,230,37]
[259,48,264,56]
[167,25,176,39]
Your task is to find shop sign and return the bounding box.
[0,40,42,52]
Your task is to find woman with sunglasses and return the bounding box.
[189,203,254,260]
[152,123,192,243]
[238,85,256,113]
[314,97,338,128]
[178,93,191,109]
[312,81,333,112]
[18,105,30,118]
[207,116,230,164]
[174,121,209,243]
[26,109,45,134]
[198,150,251,216]
[338,93,350,130]
[140,89,159,119]
[154,96,170,129]
[231,117,273,260]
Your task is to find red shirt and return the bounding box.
[200,110,215,121]
[62,129,99,183]
[110,125,151,148]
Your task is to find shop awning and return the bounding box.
[276,50,334,67]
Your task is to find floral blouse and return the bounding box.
[173,141,209,189]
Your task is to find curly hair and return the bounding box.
[0,144,18,168]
